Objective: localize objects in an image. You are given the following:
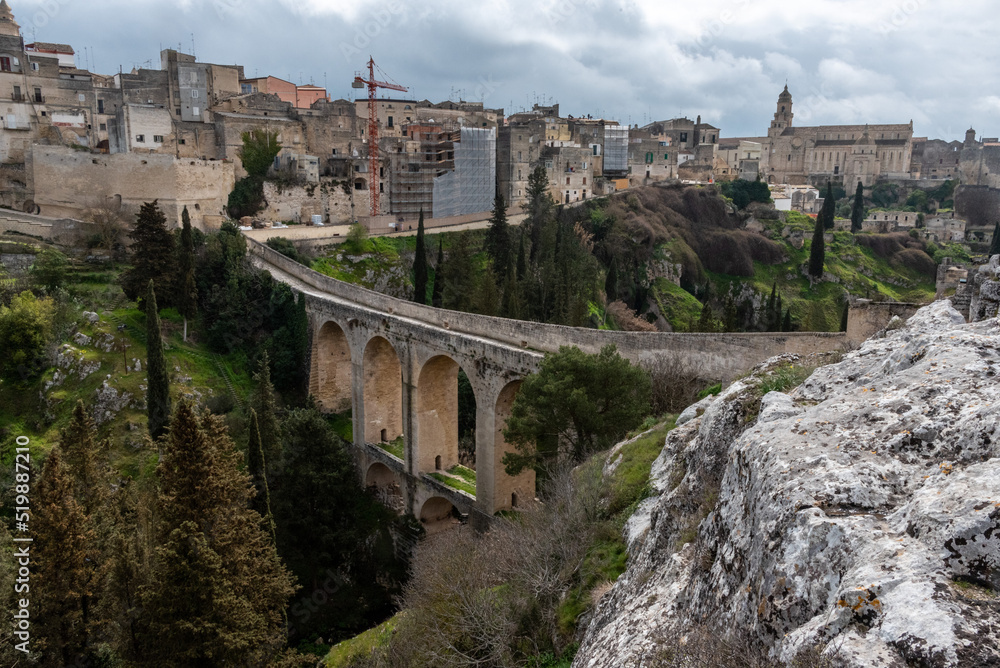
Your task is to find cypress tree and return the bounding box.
[840,301,850,332]
[809,215,826,279]
[142,401,295,666]
[247,409,276,542]
[775,293,782,330]
[177,206,197,342]
[766,282,777,330]
[526,166,552,264]
[250,352,281,467]
[33,447,94,666]
[605,258,620,302]
[515,230,527,280]
[412,209,428,304]
[989,221,1000,258]
[145,280,171,440]
[500,262,523,320]
[822,182,836,231]
[782,308,792,332]
[121,200,176,305]
[485,192,511,283]
[697,303,714,332]
[850,181,865,234]
[431,237,444,308]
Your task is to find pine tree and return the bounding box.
[412,209,428,304]
[145,280,171,440]
[121,200,176,305]
[177,206,197,342]
[142,401,295,667]
[60,400,108,516]
[101,479,153,664]
[989,221,1000,258]
[809,214,826,279]
[431,237,444,308]
[247,409,276,542]
[822,182,836,231]
[850,181,865,234]
[33,447,94,666]
[250,351,281,467]
[485,192,511,283]
[500,262,523,320]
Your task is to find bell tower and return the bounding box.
[769,85,793,137]
[0,1,19,37]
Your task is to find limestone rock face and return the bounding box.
[574,300,1000,668]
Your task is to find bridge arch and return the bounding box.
[415,355,473,483]
[363,336,403,444]
[365,462,402,512]
[492,380,535,511]
[312,320,352,413]
[418,496,458,534]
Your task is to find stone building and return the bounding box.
[723,86,916,187]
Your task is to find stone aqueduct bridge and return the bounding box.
[248,239,847,529]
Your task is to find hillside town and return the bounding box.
[0,0,997,243]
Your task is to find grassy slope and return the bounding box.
[0,266,252,482]
[704,211,936,332]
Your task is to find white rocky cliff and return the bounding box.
[575,301,1000,667]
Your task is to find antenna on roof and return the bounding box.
[191,33,196,59]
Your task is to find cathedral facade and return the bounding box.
[729,86,916,187]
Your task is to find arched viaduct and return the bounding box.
[248,238,847,529]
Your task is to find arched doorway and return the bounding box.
[363,336,403,444]
[365,462,402,512]
[493,380,535,511]
[312,321,352,413]
[418,496,458,534]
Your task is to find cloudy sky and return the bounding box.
[12,0,998,139]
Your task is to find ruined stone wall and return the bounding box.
[0,208,95,245]
[846,300,924,345]
[261,178,354,224]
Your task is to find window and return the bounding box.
[680,132,687,142]
[191,89,199,99]
[0,57,9,72]
[178,139,186,145]
[6,114,16,129]
[136,134,145,142]
[331,148,337,155]
[387,116,393,128]
[192,106,199,116]
[99,123,106,131]
[566,177,570,185]
[97,99,104,113]
[583,177,587,185]
[665,153,669,160]
[31,62,38,71]
[153,135,164,143]
[711,135,716,142]
[12,85,19,101]
[33,87,42,103]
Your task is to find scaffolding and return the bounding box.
[603,125,629,177]
[432,127,496,218]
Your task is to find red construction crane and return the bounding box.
[352,57,408,217]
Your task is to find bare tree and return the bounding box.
[83,195,133,258]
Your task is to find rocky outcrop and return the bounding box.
[575,301,1000,667]
[969,254,1000,322]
